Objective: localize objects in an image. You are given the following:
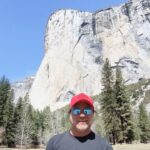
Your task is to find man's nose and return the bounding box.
[79,112,86,117]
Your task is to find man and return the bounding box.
[46,93,113,150]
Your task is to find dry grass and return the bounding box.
[113,143,150,150]
[0,148,44,150]
[0,147,45,150]
[0,149,42,150]
[0,143,150,150]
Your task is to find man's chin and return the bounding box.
[76,124,89,131]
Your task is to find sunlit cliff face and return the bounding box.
[29,0,150,111]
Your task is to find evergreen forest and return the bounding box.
[0,59,150,148]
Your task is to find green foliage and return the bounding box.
[61,107,70,130]
[101,58,118,144]
[51,105,70,134]
[138,102,150,143]
[31,109,42,147]
[14,97,23,125]
[41,106,52,144]
[127,78,150,105]
[13,97,23,145]
[100,60,134,144]
[42,106,51,131]
[1,71,150,147]
[144,90,150,105]
[0,76,16,147]
[0,76,11,127]
[114,67,134,143]
[0,76,71,147]
[14,94,34,148]
[5,90,16,147]
[132,111,141,141]
[94,113,106,137]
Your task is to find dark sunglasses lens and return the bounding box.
[84,108,93,115]
[72,108,81,115]
[72,108,93,115]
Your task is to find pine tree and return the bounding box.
[138,102,150,143]
[42,106,52,144]
[14,97,23,145]
[101,58,119,144]
[15,94,33,148]
[14,97,23,124]
[0,76,16,147]
[5,90,16,147]
[132,111,141,141]
[31,109,43,147]
[114,67,134,143]
[0,76,11,127]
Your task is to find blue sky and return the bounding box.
[0,0,127,83]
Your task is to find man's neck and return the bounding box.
[70,128,91,137]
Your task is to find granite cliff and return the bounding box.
[28,0,150,111]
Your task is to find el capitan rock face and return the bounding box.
[29,0,150,111]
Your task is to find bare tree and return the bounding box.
[15,94,33,149]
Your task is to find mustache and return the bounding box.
[77,119,88,122]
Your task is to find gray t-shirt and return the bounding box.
[46,131,113,150]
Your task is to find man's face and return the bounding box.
[69,102,94,133]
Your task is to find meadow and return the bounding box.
[113,143,150,150]
[0,143,150,150]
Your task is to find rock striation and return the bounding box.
[29,0,150,111]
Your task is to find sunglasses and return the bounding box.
[71,108,93,115]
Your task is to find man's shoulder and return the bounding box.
[49,131,68,142]
[46,131,68,150]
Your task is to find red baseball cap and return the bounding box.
[70,93,94,110]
